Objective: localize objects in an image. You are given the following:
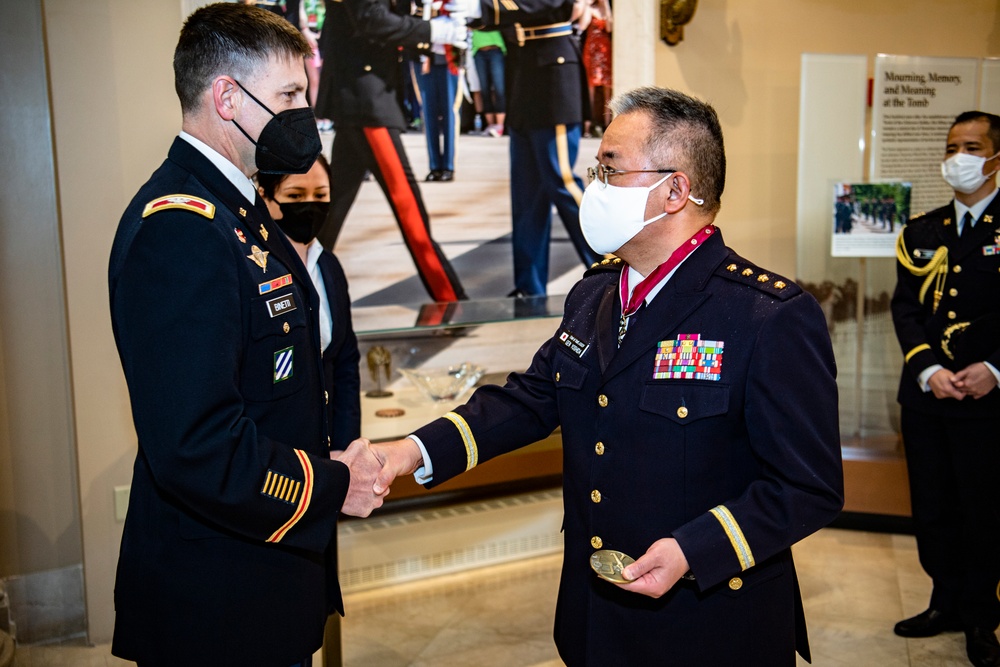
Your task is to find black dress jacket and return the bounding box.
[108,138,349,666]
[413,230,844,665]
[892,194,1000,417]
[317,250,362,450]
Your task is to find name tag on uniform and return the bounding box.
[266,293,297,318]
[558,329,589,358]
[912,248,938,259]
[982,244,1000,256]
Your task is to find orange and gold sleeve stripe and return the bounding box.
[266,449,314,543]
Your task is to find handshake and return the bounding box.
[428,0,481,49]
[331,437,425,517]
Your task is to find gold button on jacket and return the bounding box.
[729,577,743,590]
[597,394,608,407]
[595,442,605,455]
[591,536,603,549]
[591,490,602,503]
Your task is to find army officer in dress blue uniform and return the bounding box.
[369,87,844,666]
[891,111,1000,667]
[108,6,385,665]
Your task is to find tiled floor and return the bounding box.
[11,527,989,666]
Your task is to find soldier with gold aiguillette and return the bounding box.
[891,111,1000,667]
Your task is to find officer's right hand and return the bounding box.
[333,438,387,517]
[928,368,965,400]
[430,16,468,48]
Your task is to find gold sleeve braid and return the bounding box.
[895,232,948,313]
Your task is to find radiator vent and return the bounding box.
[338,489,564,593]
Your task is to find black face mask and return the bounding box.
[232,80,322,175]
[275,201,329,244]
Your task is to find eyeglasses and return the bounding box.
[586,163,676,187]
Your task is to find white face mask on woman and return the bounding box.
[941,151,999,194]
[579,176,703,255]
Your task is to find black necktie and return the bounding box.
[960,211,973,237]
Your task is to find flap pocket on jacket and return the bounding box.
[639,383,729,424]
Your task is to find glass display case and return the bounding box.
[353,295,568,502]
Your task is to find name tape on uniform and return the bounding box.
[266,293,297,318]
[558,329,590,357]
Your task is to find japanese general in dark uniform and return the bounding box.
[106,6,377,665]
[410,229,843,664]
[371,87,844,665]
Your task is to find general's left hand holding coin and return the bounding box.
[615,537,690,599]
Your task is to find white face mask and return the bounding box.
[941,151,999,194]
[580,176,671,255]
[580,176,704,255]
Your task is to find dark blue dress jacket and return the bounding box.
[108,138,349,666]
[414,230,844,666]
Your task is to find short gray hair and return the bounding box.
[609,87,726,213]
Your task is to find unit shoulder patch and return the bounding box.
[715,257,800,301]
[142,194,216,220]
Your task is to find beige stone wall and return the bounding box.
[43,0,181,642]
[647,0,998,275]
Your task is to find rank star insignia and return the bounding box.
[986,215,994,224]
[260,224,269,241]
[944,218,952,226]
[247,245,269,272]
[234,228,247,244]
[239,207,247,217]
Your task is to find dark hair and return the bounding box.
[257,154,330,201]
[951,111,1000,154]
[174,3,311,114]
[608,87,726,214]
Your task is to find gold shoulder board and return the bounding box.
[142,194,216,219]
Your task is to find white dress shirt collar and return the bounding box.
[178,131,257,204]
